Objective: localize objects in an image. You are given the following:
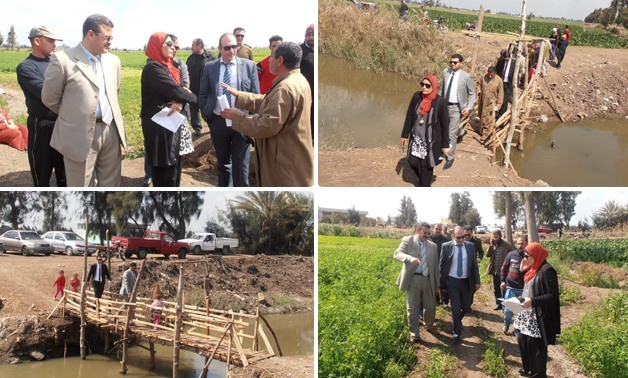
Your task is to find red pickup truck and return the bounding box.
[112,230,188,259]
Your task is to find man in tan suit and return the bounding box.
[394,222,441,343]
[42,14,126,187]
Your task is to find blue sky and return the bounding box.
[317,189,628,227]
[440,0,611,21]
[3,0,316,49]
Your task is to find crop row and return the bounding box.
[319,236,415,377]
[381,3,628,49]
[543,238,628,268]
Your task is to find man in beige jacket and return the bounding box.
[42,14,126,187]
[220,42,313,187]
[394,222,441,343]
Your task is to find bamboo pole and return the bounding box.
[173,264,184,378]
[469,6,485,79]
[80,214,89,360]
[504,0,527,169]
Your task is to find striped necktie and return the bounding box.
[92,56,113,125]
[222,62,232,107]
[420,241,429,276]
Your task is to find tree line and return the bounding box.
[0,191,313,256]
[585,0,628,27]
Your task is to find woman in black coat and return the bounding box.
[514,242,561,378]
[400,74,450,187]
[141,32,197,187]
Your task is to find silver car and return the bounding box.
[42,231,96,256]
[0,230,54,256]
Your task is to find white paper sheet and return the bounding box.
[499,297,526,314]
[217,95,232,127]
[150,107,185,133]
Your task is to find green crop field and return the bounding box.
[543,238,628,268]
[378,2,628,48]
[319,235,415,377]
[0,48,270,154]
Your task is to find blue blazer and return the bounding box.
[439,240,481,290]
[198,57,260,121]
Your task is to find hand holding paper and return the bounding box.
[217,95,232,127]
[150,107,185,133]
[499,297,526,314]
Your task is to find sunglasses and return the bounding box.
[420,82,432,88]
[96,31,113,42]
[450,61,460,65]
[222,45,239,51]
[165,40,175,48]
[455,236,465,240]
[235,34,245,38]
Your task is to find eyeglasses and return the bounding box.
[165,40,174,48]
[235,34,245,38]
[455,236,465,240]
[420,82,432,88]
[222,45,239,51]
[96,32,113,42]
[450,61,460,65]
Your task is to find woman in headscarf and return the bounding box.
[514,242,561,378]
[141,32,196,187]
[400,74,450,187]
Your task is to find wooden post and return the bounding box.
[121,260,146,374]
[201,265,211,378]
[504,0,527,169]
[469,6,485,79]
[106,229,111,274]
[252,306,260,351]
[173,264,184,378]
[80,214,89,360]
[149,341,156,370]
[104,331,110,356]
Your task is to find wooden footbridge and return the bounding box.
[49,258,279,377]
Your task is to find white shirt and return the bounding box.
[448,243,469,279]
[448,69,460,104]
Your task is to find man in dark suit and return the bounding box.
[495,50,517,118]
[86,256,111,298]
[440,226,481,344]
[198,32,260,187]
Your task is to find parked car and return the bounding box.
[0,230,54,256]
[178,233,239,255]
[538,226,553,234]
[475,225,487,234]
[42,231,97,256]
[112,230,189,259]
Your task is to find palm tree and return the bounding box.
[595,200,627,228]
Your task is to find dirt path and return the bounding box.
[406,270,615,377]
[319,33,628,187]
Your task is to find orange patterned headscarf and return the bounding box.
[419,75,439,115]
[145,32,180,85]
[524,242,549,282]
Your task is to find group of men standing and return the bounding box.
[15,15,314,187]
[395,223,528,345]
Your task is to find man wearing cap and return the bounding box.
[300,25,315,143]
[233,27,254,60]
[86,256,111,298]
[42,14,127,187]
[186,38,216,137]
[16,25,67,187]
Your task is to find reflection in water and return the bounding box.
[509,118,628,186]
[319,55,419,148]
[1,312,313,377]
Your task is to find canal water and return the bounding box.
[320,54,628,186]
[0,312,313,377]
[508,118,628,186]
[319,55,418,148]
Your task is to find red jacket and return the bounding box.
[257,56,277,94]
[53,275,66,289]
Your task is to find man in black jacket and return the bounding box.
[86,257,111,298]
[16,26,67,187]
[463,225,484,261]
[186,38,216,136]
[300,25,315,143]
[495,50,517,119]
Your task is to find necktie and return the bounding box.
[96,264,102,282]
[92,56,113,125]
[457,245,463,277]
[421,241,429,277]
[222,62,232,107]
[445,71,455,102]
[502,61,507,79]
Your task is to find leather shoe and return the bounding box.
[408,337,420,344]
[142,177,152,187]
[453,335,461,345]
[518,368,531,377]
[458,129,467,138]
[194,129,202,137]
[443,159,454,170]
